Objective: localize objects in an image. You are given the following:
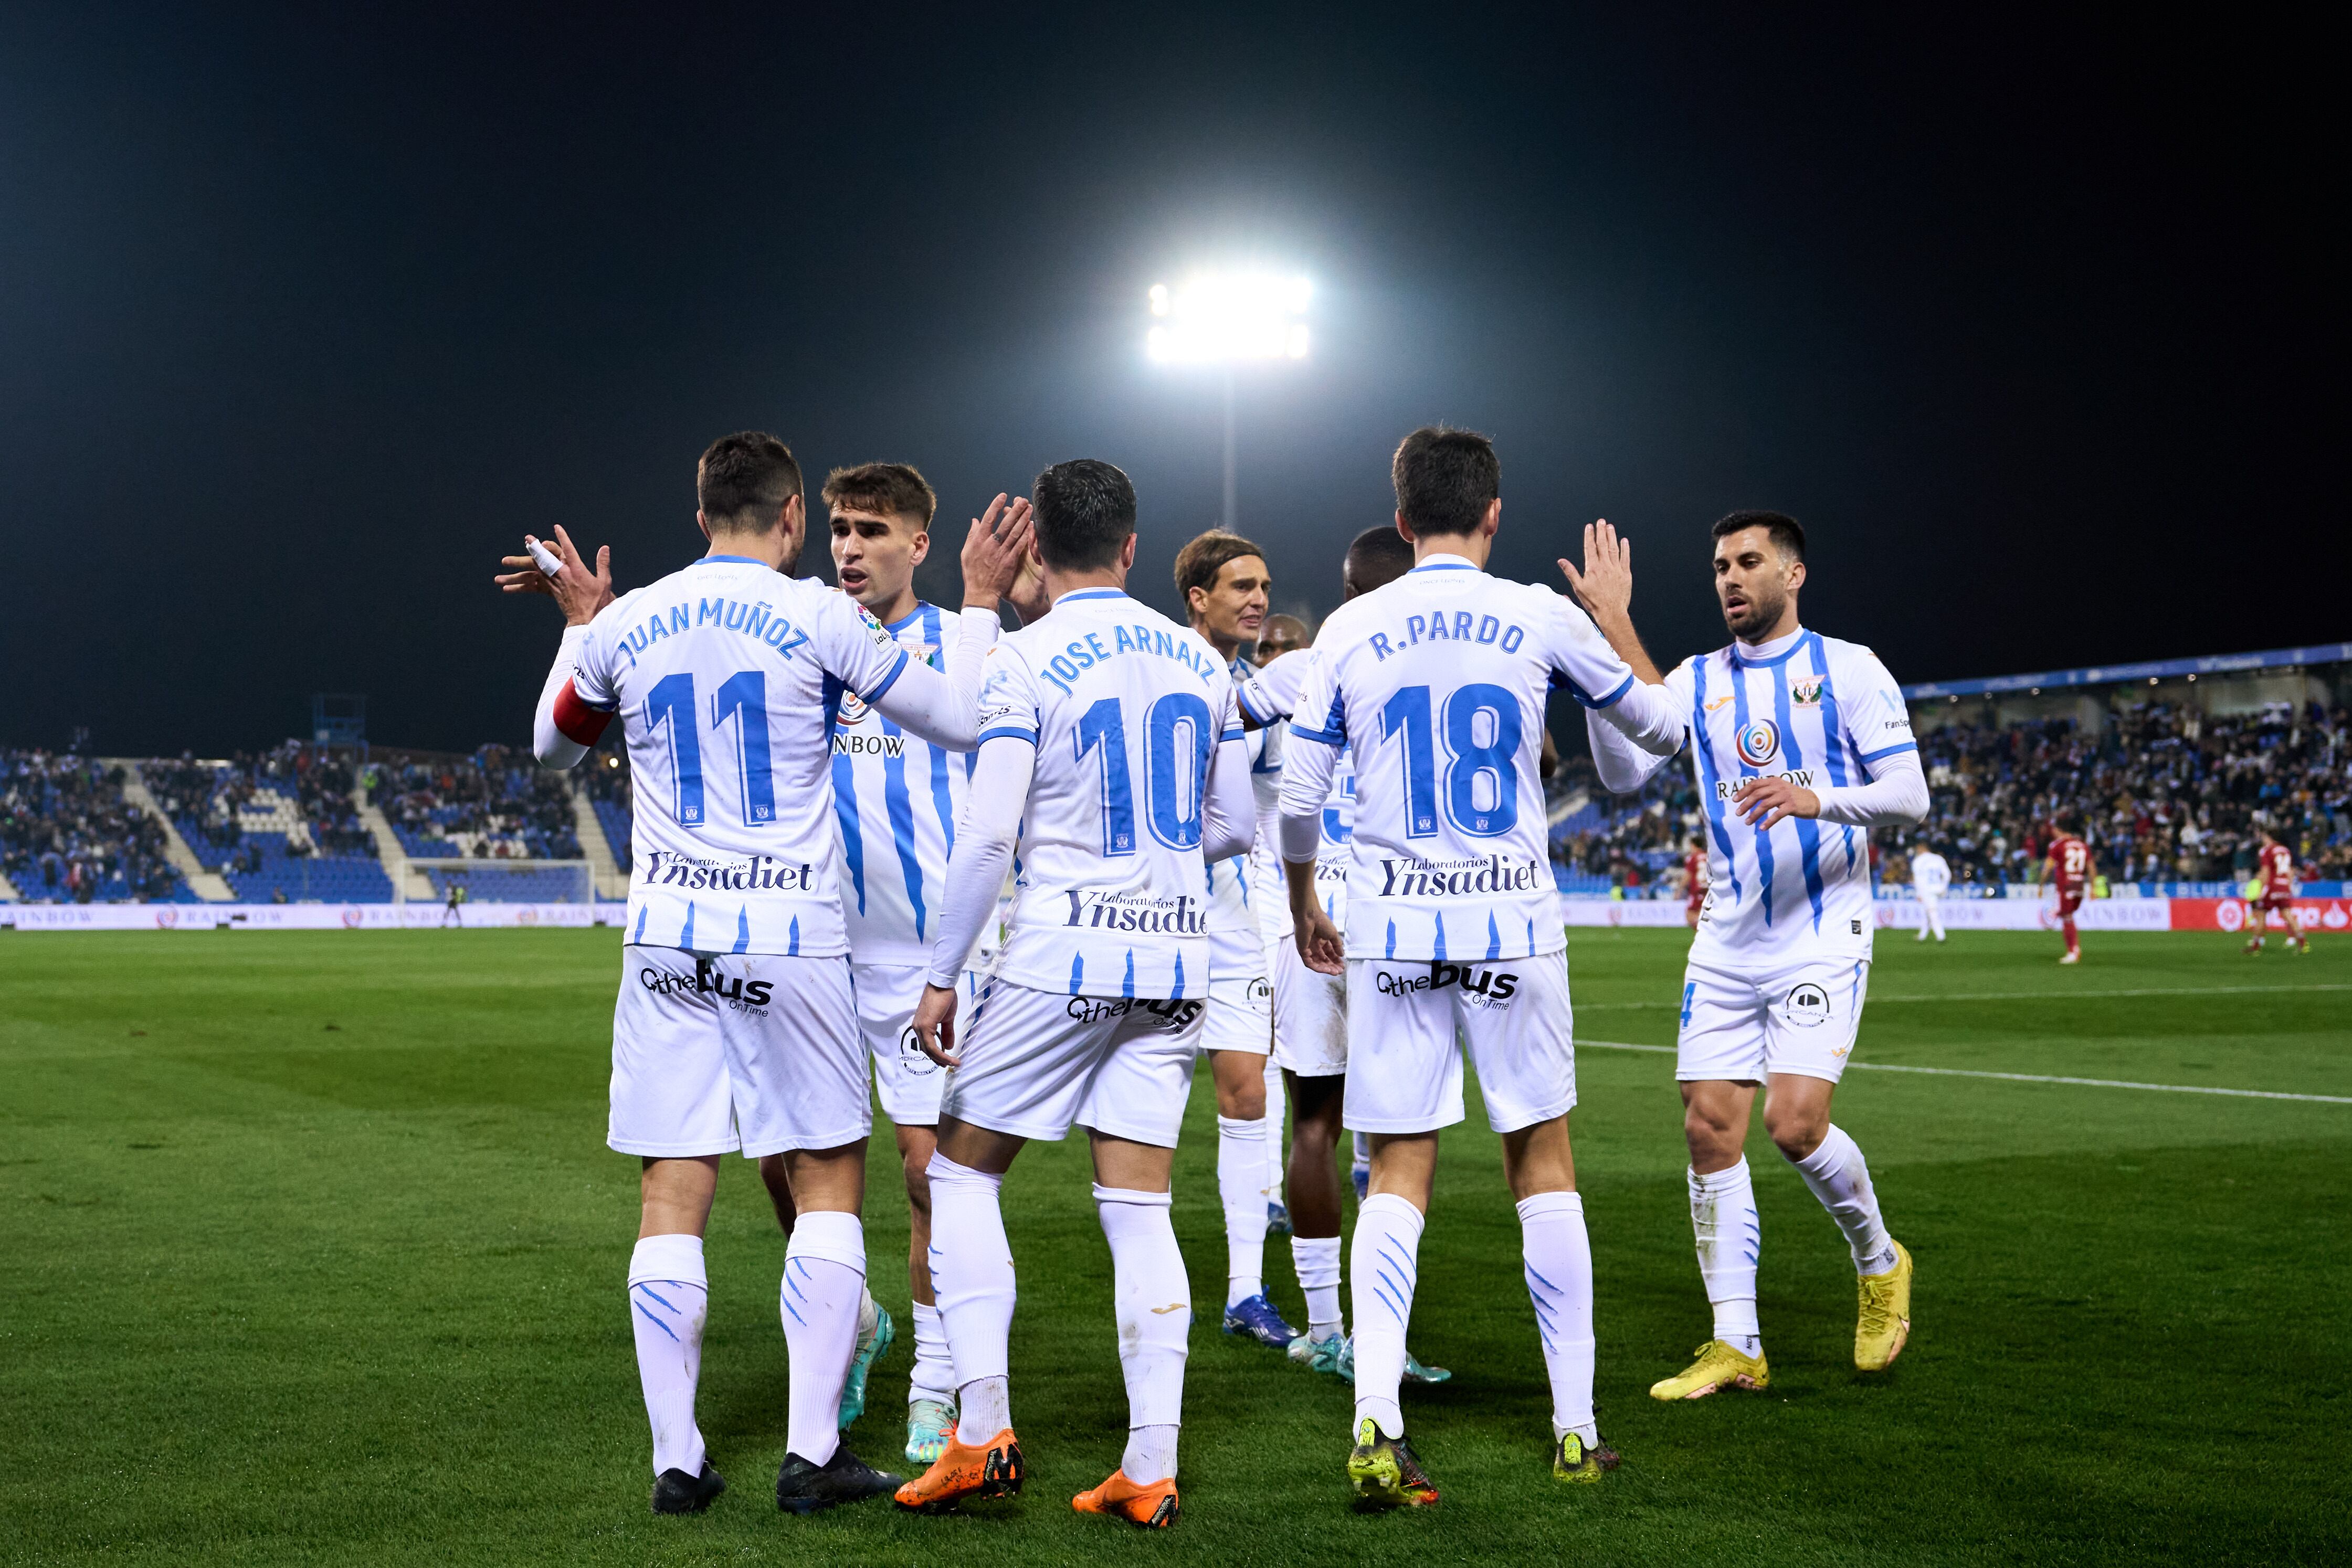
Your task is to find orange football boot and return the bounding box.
[1072,1469,1179,1529]
[892,1427,1024,1512]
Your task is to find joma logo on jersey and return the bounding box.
[1376,854,1545,899]
[832,731,905,758]
[1734,718,1781,767]
[1374,961,1520,1006]
[1061,890,1205,935]
[1715,769,1818,801]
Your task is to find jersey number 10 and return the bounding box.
[1074,693,1215,857]
[1380,682,1521,839]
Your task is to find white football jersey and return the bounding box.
[1628,628,1915,968]
[1281,554,1642,963]
[975,587,1241,999]
[830,601,996,968]
[1203,652,1269,970]
[573,554,911,957]
[1239,650,1352,937]
[1910,849,1951,894]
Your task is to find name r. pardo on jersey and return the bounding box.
[1374,960,1521,1006]
[1061,889,1208,934]
[1364,609,1532,662]
[640,851,821,892]
[1375,853,1547,899]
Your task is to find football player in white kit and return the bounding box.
[1235,526,1449,1386]
[1562,510,1928,1401]
[1908,843,1951,942]
[893,460,1256,1529]
[1171,529,1296,1350]
[796,462,1007,1464]
[522,432,1029,1516]
[1281,429,1686,1506]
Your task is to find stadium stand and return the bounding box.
[1,750,192,902]
[581,746,631,870]
[370,746,583,863]
[145,747,395,904]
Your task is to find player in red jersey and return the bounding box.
[1682,834,1710,930]
[2244,828,2309,956]
[2045,818,2091,965]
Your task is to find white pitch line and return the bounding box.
[1579,982,2352,1010]
[1577,1040,2352,1105]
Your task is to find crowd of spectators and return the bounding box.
[1555,696,2352,894]
[0,750,184,902]
[147,746,380,860]
[370,745,582,860]
[1893,700,2350,889]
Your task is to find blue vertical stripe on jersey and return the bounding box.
[1122,951,1135,998]
[1386,920,1397,959]
[788,916,799,957]
[1526,917,1535,951]
[1692,658,1743,906]
[632,906,648,943]
[1433,912,1446,960]
[1070,953,1084,994]
[733,906,750,954]
[680,901,697,950]
[1172,951,1185,996]
[1771,659,1828,931]
[1486,913,1501,960]
[921,606,957,868]
[1807,634,1860,868]
[880,715,927,939]
[831,750,867,914]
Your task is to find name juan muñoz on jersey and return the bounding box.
[572,555,914,957]
[975,588,1242,999]
[1282,555,1646,963]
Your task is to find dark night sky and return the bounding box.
[1,5,2336,756]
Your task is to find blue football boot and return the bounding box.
[1222,1292,1299,1349]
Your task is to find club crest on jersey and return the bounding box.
[1735,718,1781,768]
[1791,679,1823,707]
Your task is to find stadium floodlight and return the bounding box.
[1146,270,1312,529]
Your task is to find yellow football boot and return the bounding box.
[1346,1417,1439,1508]
[1649,1340,1770,1401]
[1553,1432,1621,1483]
[1855,1241,1914,1371]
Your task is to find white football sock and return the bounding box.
[1291,1233,1344,1339]
[927,1153,1017,1445]
[1263,1056,1287,1204]
[628,1233,709,1478]
[779,1210,866,1468]
[1216,1115,1268,1306]
[1789,1126,1896,1276]
[1517,1190,1598,1446]
[1349,1193,1423,1439]
[1095,1184,1190,1479]
[909,1299,955,1406]
[1123,1424,1179,1486]
[1690,1160,1763,1355]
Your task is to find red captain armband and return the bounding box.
[553,680,614,746]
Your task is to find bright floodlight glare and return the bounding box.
[1146,271,1312,363]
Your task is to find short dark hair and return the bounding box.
[1032,459,1136,571]
[698,432,803,531]
[821,462,936,528]
[1711,509,1805,563]
[1391,426,1500,537]
[1173,530,1267,607]
[1344,525,1415,593]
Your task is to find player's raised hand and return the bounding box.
[909,982,963,1068]
[496,524,615,627]
[959,494,1036,612]
[1296,903,1346,976]
[1558,518,1634,624]
[1734,775,1821,831]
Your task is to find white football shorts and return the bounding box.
[1675,956,1872,1084]
[1271,935,1347,1078]
[853,961,992,1127]
[609,945,867,1159]
[1343,951,1575,1135]
[941,978,1204,1147]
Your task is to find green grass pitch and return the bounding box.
[4,927,2347,1566]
